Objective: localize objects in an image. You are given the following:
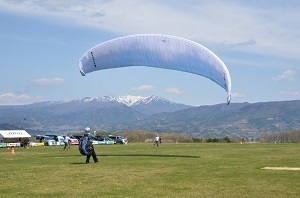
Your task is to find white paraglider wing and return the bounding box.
[79,34,232,104]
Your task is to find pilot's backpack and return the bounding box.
[78,135,93,155]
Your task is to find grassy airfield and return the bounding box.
[1,143,300,197]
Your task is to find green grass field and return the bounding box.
[1,143,300,197]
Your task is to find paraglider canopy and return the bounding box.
[79,34,232,104]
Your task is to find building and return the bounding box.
[0,130,31,148]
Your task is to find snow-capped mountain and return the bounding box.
[127,95,190,115]
[115,95,179,107]
[116,95,145,106]
[74,96,116,103]
[26,95,191,116]
[72,95,154,105]
[69,95,190,115]
[74,95,191,115]
[134,95,173,105]
[0,95,191,134]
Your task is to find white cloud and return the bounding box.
[272,70,297,81]
[231,92,246,99]
[1,0,300,60]
[0,93,42,105]
[217,39,256,50]
[165,88,183,94]
[131,85,154,91]
[280,91,299,96]
[31,78,65,86]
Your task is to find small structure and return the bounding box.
[0,130,31,148]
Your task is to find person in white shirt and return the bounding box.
[63,135,70,151]
[154,134,160,147]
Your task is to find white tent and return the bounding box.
[0,130,31,147]
[0,130,31,138]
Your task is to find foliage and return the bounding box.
[205,137,229,143]
[223,136,231,143]
[191,137,205,143]
[111,131,193,143]
[74,130,233,144]
[260,130,300,143]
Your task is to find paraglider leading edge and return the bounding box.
[78,34,232,105]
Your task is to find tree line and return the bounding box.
[121,131,193,143]
[91,130,233,143]
[260,130,300,143]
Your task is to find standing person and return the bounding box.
[154,134,160,147]
[68,137,71,149]
[63,135,70,151]
[23,138,29,149]
[79,127,99,164]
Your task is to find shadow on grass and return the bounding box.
[69,154,200,165]
[49,154,200,159]
[70,162,88,165]
[98,154,201,158]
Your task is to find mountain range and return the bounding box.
[0,95,299,140]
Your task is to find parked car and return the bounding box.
[72,135,83,140]
[35,135,48,143]
[70,137,79,145]
[108,136,128,144]
[45,135,64,146]
[98,137,115,145]
[45,135,61,141]
[43,136,56,146]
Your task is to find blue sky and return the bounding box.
[0,0,299,106]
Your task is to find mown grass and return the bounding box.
[1,143,300,197]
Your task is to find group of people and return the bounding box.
[62,128,99,164]
[78,128,162,164]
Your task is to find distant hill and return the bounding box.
[119,101,300,139]
[0,123,19,130]
[0,95,191,135]
[0,96,299,139]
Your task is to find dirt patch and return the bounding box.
[262,167,300,171]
